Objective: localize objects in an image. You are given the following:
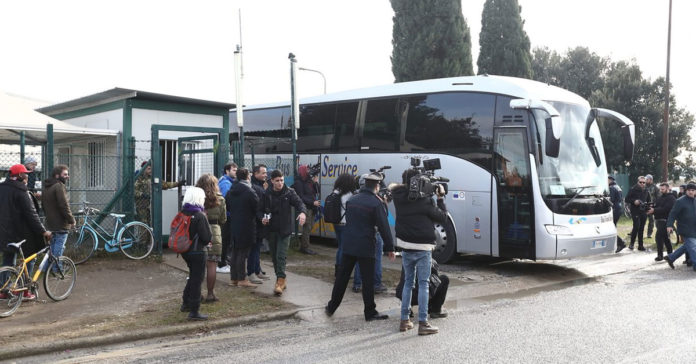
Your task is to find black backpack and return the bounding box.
[323,191,345,224]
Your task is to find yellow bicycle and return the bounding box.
[0,240,77,317]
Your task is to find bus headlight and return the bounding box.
[545,224,573,236]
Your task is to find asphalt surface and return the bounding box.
[23,252,696,363]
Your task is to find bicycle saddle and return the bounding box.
[110,213,126,218]
[7,240,26,250]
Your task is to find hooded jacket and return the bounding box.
[390,184,447,248]
[0,178,46,251]
[42,177,76,231]
[293,165,319,213]
[225,180,259,250]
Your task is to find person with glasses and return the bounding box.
[625,176,650,251]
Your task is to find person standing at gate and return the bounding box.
[24,156,40,199]
[196,174,226,302]
[217,162,237,273]
[225,168,259,288]
[42,165,76,259]
[134,161,183,227]
[293,164,320,255]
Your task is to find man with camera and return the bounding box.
[293,164,320,255]
[625,175,650,251]
[391,163,448,335]
[647,182,676,261]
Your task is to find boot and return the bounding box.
[188,311,208,321]
[418,321,439,336]
[399,319,414,332]
[274,278,286,295]
[279,277,287,291]
[237,279,258,288]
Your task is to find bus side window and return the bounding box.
[362,98,400,151]
[333,102,359,152]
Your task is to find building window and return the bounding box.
[88,141,105,188]
[181,142,196,184]
[159,140,176,182]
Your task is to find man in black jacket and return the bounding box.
[262,169,307,295]
[293,164,320,255]
[625,176,649,250]
[226,168,259,288]
[647,182,676,261]
[0,164,51,268]
[325,172,395,321]
[247,164,269,284]
[608,176,626,252]
[392,168,447,335]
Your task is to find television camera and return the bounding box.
[407,158,449,201]
[369,165,392,203]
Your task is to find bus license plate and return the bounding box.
[591,240,606,249]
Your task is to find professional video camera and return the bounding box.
[369,165,392,202]
[407,158,449,201]
[638,201,654,213]
[307,162,321,178]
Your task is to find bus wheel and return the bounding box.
[432,219,456,263]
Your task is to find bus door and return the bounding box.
[493,127,535,259]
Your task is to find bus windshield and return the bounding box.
[533,102,608,200]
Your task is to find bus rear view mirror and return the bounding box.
[510,99,561,158]
[593,108,635,162]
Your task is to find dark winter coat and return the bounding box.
[625,184,649,214]
[293,165,319,213]
[263,184,306,237]
[42,177,76,231]
[390,184,448,246]
[226,180,259,250]
[182,208,212,252]
[342,187,394,258]
[652,192,676,220]
[609,182,623,220]
[667,195,696,238]
[251,177,267,238]
[0,178,47,251]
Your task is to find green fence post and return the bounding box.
[152,128,163,255]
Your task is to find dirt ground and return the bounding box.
[0,257,289,344]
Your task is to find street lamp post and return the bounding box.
[661,0,672,181]
[299,67,327,94]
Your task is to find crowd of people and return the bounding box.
[611,174,696,270]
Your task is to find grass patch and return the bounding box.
[616,215,660,250]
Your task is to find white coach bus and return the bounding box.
[231,75,635,262]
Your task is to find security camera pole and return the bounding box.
[235,45,245,167]
[289,53,299,179]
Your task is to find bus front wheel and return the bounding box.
[432,219,457,263]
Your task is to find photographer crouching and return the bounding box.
[391,158,448,335]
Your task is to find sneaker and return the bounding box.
[418,321,439,335]
[22,291,36,300]
[352,286,362,293]
[665,256,675,269]
[216,265,231,273]
[188,311,208,321]
[374,285,388,294]
[257,272,271,280]
[300,248,317,255]
[237,279,258,288]
[655,256,664,262]
[430,310,449,319]
[637,246,646,251]
[248,274,263,284]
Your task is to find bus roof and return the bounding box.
[234,75,589,111]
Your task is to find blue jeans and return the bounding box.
[401,250,432,322]
[247,237,262,276]
[50,232,68,257]
[353,232,383,288]
[668,236,696,270]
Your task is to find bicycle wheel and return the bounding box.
[0,267,23,317]
[118,222,154,260]
[63,229,96,265]
[44,256,76,301]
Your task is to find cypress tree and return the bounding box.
[477,0,532,78]
[391,0,474,82]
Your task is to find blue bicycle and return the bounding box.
[63,202,154,264]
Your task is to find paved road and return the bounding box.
[27,254,696,363]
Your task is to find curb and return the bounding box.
[0,309,300,360]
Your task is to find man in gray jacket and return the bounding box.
[42,165,75,257]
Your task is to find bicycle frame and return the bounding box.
[12,245,56,290]
[78,209,126,252]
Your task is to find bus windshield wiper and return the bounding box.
[561,185,596,210]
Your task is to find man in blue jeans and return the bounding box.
[42,165,75,260]
[391,167,448,335]
[665,183,696,270]
[352,232,386,293]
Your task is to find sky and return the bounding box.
[1,0,693,118]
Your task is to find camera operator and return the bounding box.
[625,175,649,251]
[293,164,320,255]
[647,182,676,261]
[391,166,448,336]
